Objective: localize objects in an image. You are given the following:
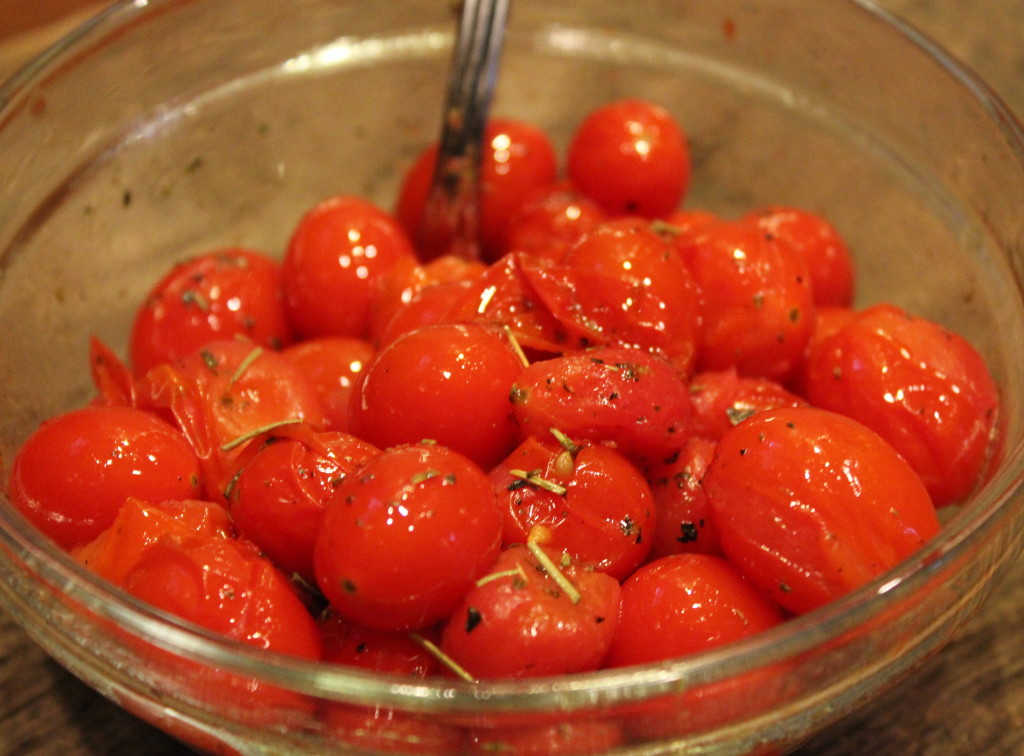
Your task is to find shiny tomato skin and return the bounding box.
[491,436,654,579]
[509,346,692,464]
[228,431,380,582]
[281,337,375,433]
[803,303,999,506]
[504,183,607,262]
[319,610,439,677]
[348,323,524,470]
[7,405,203,550]
[677,219,815,382]
[687,367,807,441]
[742,205,855,308]
[603,553,784,667]
[439,544,621,679]
[123,534,322,660]
[703,406,941,615]
[396,118,558,261]
[374,279,475,348]
[72,497,232,586]
[129,247,293,376]
[281,195,417,340]
[568,99,691,218]
[646,436,722,559]
[313,443,503,631]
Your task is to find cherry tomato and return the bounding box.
[72,497,232,585]
[439,543,621,678]
[348,322,524,470]
[319,609,439,677]
[504,183,607,262]
[124,533,322,660]
[89,336,136,407]
[802,303,999,506]
[645,436,722,559]
[703,406,941,615]
[567,99,691,218]
[687,367,807,441]
[281,195,417,339]
[396,117,558,261]
[373,279,476,348]
[676,219,815,382]
[139,339,325,497]
[227,430,380,582]
[7,405,203,550]
[742,205,855,308]
[491,435,654,579]
[281,337,375,432]
[509,346,692,464]
[603,553,784,667]
[314,442,503,631]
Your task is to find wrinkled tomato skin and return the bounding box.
[281,337,375,433]
[348,323,524,470]
[687,367,807,441]
[603,553,784,667]
[677,220,815,382]
[228,431,380,582]
[802,303,999,506]
[281,195,417,340]
[703,407,941,615]
[645,436,722,560]
[314,443,503,631]
[568,99,691,218]
[491,436,654,580]
[319,609,440,677]
[7,405,203,550]
[440,544,621,679]
[129,247,293,377]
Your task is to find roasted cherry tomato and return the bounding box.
[314,442,503,631]
[319,609,439,677]
[703,406,941,615]
[567,99,691,218]
[7,405,203,550]
[504,183,607,262]
[129,247,292,376]
[604,553,784,667]
[645,436,722,559]
[439,543,621,679]
[348,322,525,470]
[281,195,417,339]
[802,303,999,506]
[687,367,807,441]
[491,434,654,579]
[281,337,375,432]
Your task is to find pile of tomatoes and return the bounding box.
[5,99,1000,742]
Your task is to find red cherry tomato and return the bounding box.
[139,339,325,496]
[645,436,722,559]
[129,247,293,376]
[742,205,855,308]
[509,346,692,464]
[603,553,784,667]
[348,322,525,470]
[676,219,815,382]
[7,405,203,550]
[319,609,439,677]
[374,279,476,348]
[396,117,558,261]
[703,406,941,615]
[281,195,417,339]
[567,99,691,218]
[227,430,380,582]
[314,442,503,631]
[687,367,807,441]
[281,337,375,432]
[90,336,137,407]
[504,183,607,262]
[439,543,621,679]
[491,435,654,579]
[802,303,999,506]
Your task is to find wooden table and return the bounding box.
[2,1,1023,754]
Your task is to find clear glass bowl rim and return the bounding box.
[1,0,1024,715]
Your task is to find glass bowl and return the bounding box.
[2,1,1024,754]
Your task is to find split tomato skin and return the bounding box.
[313,442,504,632]
[802,303,999,506]
[439,544,622,679]
[603,553,784,668]
[702,406,941,615]
[509,346,692,463]
[281,195,417,340]
[568,99,691,218]
[129,247,293,377]
[646,436,722,560]
[687,367,807,441]
[491,436,655,580]
[348,322,525,470]
[7,405,203,550]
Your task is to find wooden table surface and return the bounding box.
[2,1,1023,754]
